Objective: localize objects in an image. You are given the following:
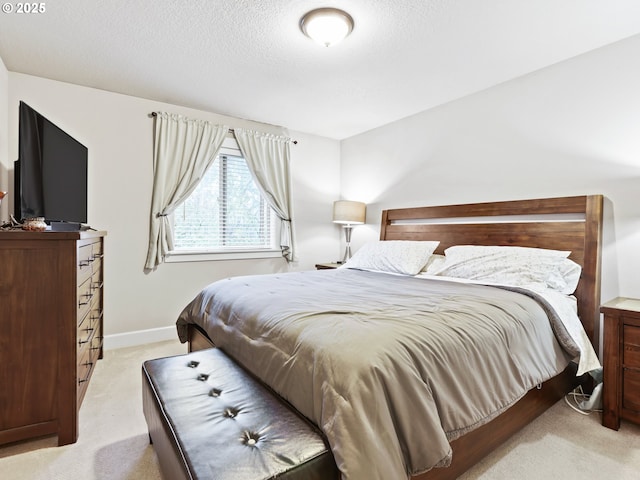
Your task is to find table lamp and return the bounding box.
[333,200,366,263]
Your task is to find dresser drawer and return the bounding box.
[623,368,640,412]
[90,323,102,367]
[90,322,103,359]
[77,314,95,354]
[77,243,94,286]
[77,345,92,379]
[90,265,103,299]
[78,238,103,284]
[77,307,92,357]
[624,325,640,367]
[77,315,101,404]
[90,292,102,324]
[77,276,93,322]
[91,256,103,280]
[91,239,103,258]
[77,347,94,403]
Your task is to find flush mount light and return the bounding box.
[300,8,354,47]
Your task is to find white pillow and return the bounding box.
[546,257,582,294]
[421,254,446,274]
[342,240,440,276]
[432,245,573,291]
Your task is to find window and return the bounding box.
[170,140,278,259]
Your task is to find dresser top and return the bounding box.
[0,229,106,240]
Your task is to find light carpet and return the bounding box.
[0,339,638,479]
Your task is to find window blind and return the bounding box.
[173,154,272,250]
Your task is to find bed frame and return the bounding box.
[187,194,604,479]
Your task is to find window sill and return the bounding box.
[166,249,283,263]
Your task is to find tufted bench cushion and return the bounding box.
[142,348,339,480]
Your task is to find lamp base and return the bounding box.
[340,225,353,263]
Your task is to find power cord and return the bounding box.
[564,384,603,416]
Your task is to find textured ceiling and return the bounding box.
[1,0,640,139]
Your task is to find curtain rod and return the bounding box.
[149,112,297,144]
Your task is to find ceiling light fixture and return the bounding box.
[300,8,354,47]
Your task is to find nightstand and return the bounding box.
[601,297,640,430]
[315,263,341,270]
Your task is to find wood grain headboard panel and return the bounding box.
[380,195,604,352]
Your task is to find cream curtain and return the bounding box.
[145,113,228,270]
[234,128,296,262]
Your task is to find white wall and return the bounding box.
[7,74,341,346]
[341,34,640,306]
[0,57,8,220]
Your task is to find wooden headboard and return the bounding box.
[380,195,604,353]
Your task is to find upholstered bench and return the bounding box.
[142,348,339,480]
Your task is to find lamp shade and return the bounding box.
[333,200,366,225]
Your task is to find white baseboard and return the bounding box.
[104,326,178,350]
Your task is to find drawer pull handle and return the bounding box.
[79,293,93,306]
[79,260,91,267]
[78,327,94,346]
[90,281,104,291]
[78,365,93,384]
[92,253,104,260]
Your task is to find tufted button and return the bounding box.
[223,407,239,418]
[209,388,222,397]
[197,373,209,381]
[187,360,200,368]
[243,431,260,447]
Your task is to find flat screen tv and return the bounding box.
[14,101,88,229]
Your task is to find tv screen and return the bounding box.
[15,102,88,225]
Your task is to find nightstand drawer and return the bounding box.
[623,368,640,412]
[624,325,640,367]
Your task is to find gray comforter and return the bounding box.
[176,269,577,480]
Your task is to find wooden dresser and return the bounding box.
[601,297,640,430]
[0,229,106,446]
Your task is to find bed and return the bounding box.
[176,194,603,480]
